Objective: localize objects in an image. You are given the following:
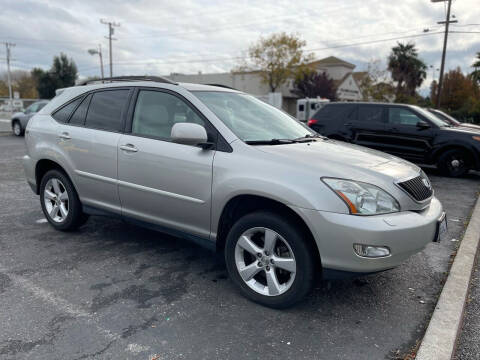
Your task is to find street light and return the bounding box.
[88,45,104,79]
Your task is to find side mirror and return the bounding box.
[417,120,431,129]
[171,123,209,147]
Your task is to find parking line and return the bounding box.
[0,265,152,355]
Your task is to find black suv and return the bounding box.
[308,102,480,177]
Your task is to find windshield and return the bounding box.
[429,109,460,126]
[193,91,315,142]
[412,106,450,127]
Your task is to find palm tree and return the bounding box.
[388,42,427,99]
[471,52,480,84]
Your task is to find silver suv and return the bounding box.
[23,77,446,308]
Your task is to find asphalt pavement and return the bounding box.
[0,134,479,360]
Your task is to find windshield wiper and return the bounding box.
[293,133,326,142]
[245,138,298,145]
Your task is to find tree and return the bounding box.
[242,33,313,92]
[32,53,78,99]
[359,59,396,102]
[292,70,337,100]
[471,52,480,85]
[430,67,479,112]
[0,70,38,98]
[387,42,427,100]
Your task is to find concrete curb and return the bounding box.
[416,195,480,360]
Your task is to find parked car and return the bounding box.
[308,102,480,177]
[11,100,49,136]
[427,108,480,130]
[23,78,445,308]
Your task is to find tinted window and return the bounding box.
[313,104,355,120]
[358,106,384,123]
[388,108,422,126]
[299,104,304,111]
[132,90,205,140]
[69,94,91,125]
[85,90,129,132]
[52,97,83,123]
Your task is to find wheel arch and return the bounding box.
[215,194,322,270]
[432,143,480,169]
[35,159,72,195]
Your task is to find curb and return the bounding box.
[416,195,480,360]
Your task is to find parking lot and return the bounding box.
[0,133,479,360]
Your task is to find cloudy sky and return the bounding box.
[1,0,479,93]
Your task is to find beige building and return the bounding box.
[166,56,365,115]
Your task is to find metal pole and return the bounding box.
[108,23,113,77]
[435,0,452,108]
[99,44,104,79]
[5,42,15,110]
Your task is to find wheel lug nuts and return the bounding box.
[266,266,270,271]
[257,262,262,267]
[257,253,262,258]
[270,259,274,264]
[264,251,269,256]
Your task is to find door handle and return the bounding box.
[59,132,71,140]
[120,144,138,153]
[344,122,353,127]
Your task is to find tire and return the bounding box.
[39,169,89,231]
[437,148,471,177]
[12,121,23,136]
[225,211,315,308]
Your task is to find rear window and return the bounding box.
[52,97,83,123]
[312,104,355,120]
[69,94,92,126]
[85,90,129,132]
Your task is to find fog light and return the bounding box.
[353,244,390,258]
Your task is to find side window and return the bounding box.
[132,90,205,141]
[85,90,129,132]
[358,106,384,123]
[388,108,422,126]
[37,102,47,112]
[69,94,91,126]
[52,97,83,123]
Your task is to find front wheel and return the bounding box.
[39,169,88,231]
[225,211,315,308]
[437,149,471,177]
[12,121,23,136]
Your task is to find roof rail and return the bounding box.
[205,83,237,90]
[78,76,177,86]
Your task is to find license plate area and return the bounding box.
[433,212,448,243]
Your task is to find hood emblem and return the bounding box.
[422,178,431,189]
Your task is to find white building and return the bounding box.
[166,56,365,115]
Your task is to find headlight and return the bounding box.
[322,178,400,215]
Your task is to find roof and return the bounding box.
[307,56,356,69]
[352,71,368,84]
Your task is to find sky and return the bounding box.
[1,0,479,94]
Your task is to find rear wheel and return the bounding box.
[12,121,23,136]
[39,169,88,231]
[437,149,471,177]
[225,211,315,308]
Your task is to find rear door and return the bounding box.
[117,88,215,239]
[381,106,434,162]
[346,104,388,150]
[56,88,132,214]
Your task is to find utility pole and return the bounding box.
[4,42,15,111]
[88,44,104,79]
[431,0,457,108]
[100,19,120,78]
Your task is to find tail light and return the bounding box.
[307,119,318,127]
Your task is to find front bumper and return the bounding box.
[23,155,37,194]
[293,197,443,274]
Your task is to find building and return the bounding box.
[166,56,365,115]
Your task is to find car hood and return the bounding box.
[444,125,480,135]
[460,123,480,130]
[12,111,24,119]
[253,139,421,182]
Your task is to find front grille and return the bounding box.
[397,175,433,202]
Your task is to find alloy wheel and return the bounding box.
[43,178,69,223]
[13,123,21,136]
[234,227,296,296]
